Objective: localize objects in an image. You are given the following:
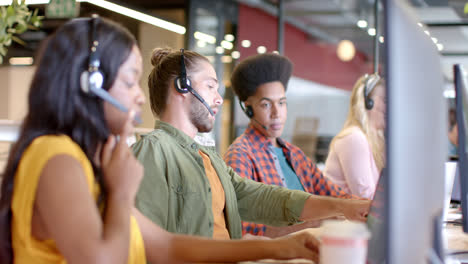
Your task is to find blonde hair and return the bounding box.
[330,74,386,172]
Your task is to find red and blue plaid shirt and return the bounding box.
[224,124,352,236]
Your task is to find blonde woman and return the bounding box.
[323,73,386,199]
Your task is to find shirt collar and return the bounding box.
[154,120,199,150]
[245,123,288,150]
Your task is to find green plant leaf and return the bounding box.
[11,35,26,46]
[0,2,41,60]
[15,21,27,34]
[465,3,468,14]
[4,34,11,46]
[0,45,7,56]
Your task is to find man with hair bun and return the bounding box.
[225,53,353,238]
[132,48,369,242]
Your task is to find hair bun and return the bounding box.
[151,48,173,67]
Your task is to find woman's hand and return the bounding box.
[101,110,143,204]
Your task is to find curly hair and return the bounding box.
[230,53,293,102]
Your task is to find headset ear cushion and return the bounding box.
[366,98,374,110]
[80,71,90,94]
[89,70,104,90]
[246,105,254,118]
[174,77,189,94]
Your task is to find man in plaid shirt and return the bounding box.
[224,53,352,238]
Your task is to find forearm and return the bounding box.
[100,194,132,263]
[264,221,322,238]
[299,195,343,221]
[169,235,277,263]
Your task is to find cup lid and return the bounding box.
[320,220,371,239]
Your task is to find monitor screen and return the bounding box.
[453,64,468,233]
[384,0,446,262]
[366,171,386,264]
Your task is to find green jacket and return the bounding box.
[132,121,311,239]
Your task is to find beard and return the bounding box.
[189,96,214,133]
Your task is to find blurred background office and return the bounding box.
[0,0,465,173]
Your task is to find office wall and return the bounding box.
[137,10,185,129]
[234,76,350,140]
[0,66,34,121]
[236,4,372,91]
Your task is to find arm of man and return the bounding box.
[133,208,319,263]
[132,136,169,229]
[230,165,370,225]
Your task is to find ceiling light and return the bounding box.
[194,31,216,44]
[224,34,235,42]
[215,46,224,54]
[196,40,206,48]
[368,28,376,36]
[241,40,251,48]
[257,46,267,54]
[221,40,233,50]
[336,40,355,62]
[357,20,368,28]
[432,37,438,43]
[437,43,443,51]
[0,0,49,5]
[444,89,455,98]
[379,36,384,43]
[424,30,430,36]
[417,22,423,27]
[272,50,279,54]
[231,51,240,59]
[76,0,185,34]
[9,57,34,65]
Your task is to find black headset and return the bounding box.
[173,49,214,116]
[80,16,104,97]
[79,15,142,123]
[363,73,381,110]
[239,100,268,130]
[239,101,254,118]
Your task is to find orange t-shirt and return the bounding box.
[199,150,230,239]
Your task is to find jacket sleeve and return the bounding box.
[227,164,311,227]
[132,136,169,229]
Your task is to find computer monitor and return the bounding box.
[453,64,468,233]
[384,0,446,263]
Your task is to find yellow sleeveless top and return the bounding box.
[11,135,146,264]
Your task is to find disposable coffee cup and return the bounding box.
[320,220,371,264]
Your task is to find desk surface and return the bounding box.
[235,220,468,264]
[445,223,468,252]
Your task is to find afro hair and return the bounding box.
[230,53,293,102]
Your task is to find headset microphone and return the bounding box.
[80,15,142,124]
[89,84,142,124]
[239,101,268,131]
[251,117,268,131]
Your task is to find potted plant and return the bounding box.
[0,0,43,64]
